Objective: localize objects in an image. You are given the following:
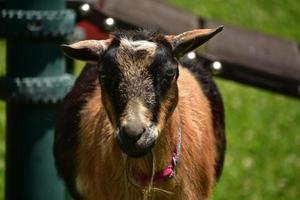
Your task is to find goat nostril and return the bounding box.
[121,125,145,141]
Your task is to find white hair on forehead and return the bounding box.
[120,38,157,51]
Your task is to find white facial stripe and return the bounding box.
[120,38,157,51]
[121,100,148,125]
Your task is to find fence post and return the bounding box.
[0,0,75,199]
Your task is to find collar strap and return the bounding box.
[133,125,182,186]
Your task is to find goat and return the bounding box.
[54,27,226,200]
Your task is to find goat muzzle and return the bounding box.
[116,124,157,157]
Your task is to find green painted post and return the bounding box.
[1,0,75,199]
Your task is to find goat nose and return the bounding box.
[120,123,145,141]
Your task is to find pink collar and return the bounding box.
[132,126,182,186]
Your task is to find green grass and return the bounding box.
[213,80,300,199]
[166,0,300,199]
[0,1,300,199]
[167,0,300,42]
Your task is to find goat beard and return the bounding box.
[124,151,173,199]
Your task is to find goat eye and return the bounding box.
[99,74,107,80]
[165,68,176,77]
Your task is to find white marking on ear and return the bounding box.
[92,40,109,57]
[98,40,109,51]
[121,38,157,51]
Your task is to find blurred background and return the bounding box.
[0,0,300,199]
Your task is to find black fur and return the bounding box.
[54,64,99,200]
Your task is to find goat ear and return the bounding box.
[166,26,223,58]
[61,39,112,63]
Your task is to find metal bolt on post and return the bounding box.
[0,0,75,199]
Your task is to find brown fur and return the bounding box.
[69,64,216,200]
